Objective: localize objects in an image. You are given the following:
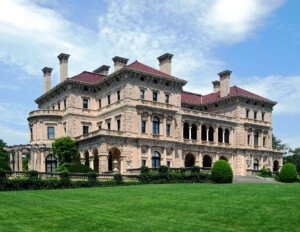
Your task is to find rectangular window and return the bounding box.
[262,113,265,121]
[107,95,111,105]
[117,119,121,131]
[58,102,60,110]
[99,99,101,109]
[83,126,89,135]
[166,124,170,136]
[167,161,171,167]
[98,125,102,130]
[254,111,257,120]
[107,122,111,130]
[142,160,146,167]
[52,105,54,110]
[263,137,266,147]
[142,121,146,133]
[246,110,249,118]
[140,90,145,100]
[153,92,158,102]
[48,127,54,139]
[165,94,169,104]
[247,135,251,145]
[64,99,67,109]
[30,127,33,140]
[83,99,88,109]
[117,90,120,101]
[153,79,158,84]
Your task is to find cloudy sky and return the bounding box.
[0,0,299,148]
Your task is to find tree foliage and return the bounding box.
[0,139,9,163]
[285,148,300,173]
[272,134,288,152]
[51,137,79,164]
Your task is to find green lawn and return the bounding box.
[0,183,299,232]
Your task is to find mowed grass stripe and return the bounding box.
[0,183,299,232]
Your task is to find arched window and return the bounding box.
[219,156,228,162]
[218,128,223,143]
[45,155,57,173]
[254,132,259,146]
[209,126,214,142]
[185,153,195,167]
[254,159,259,170]
[225,129,230,143]
[201,125,207,141]
[273,160,279,172]
[183,122,189,139]
[153,116,160,135]
[191,124,197,140]
[152,151,160,168]
[203,155,212,168]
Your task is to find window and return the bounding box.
[167,161,171,167]
[140,77,144,81]
[166,124,170,136]
[246,110,249,118]
[153,79,158,84]
[52,105,54,110]
[263,137,266,147]
[142,121,146,133]
[142,160,146,167]
[45,155,57,173]
[47,127,54,139]
[107,122,111,130]
[254,132,259,146]
[153,92,158,102]
[117,119,121,131]
[30,127,33,140]
[247,135,251,145]
[83,99,88,109]
[165,94,169,104]
[98,125,102,130]
[64,99,67,109]
[262,112,265,121]
[58,102,60,110]
[117,90,120,101]
[83,126,89,135]
[152,151,160,168]
[254,159,259,170]
[254,111,257,120]
[99,99,101,109]
[153,116,159,135]
[140,90,145,100]
[107,95,111,104]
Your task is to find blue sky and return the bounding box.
[0,0,299,149]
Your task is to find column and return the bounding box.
[99,154,108,173]
[14,149,18,171]
[206,128,209,142]
[222,131,225,143]
[18,149,23,171]
[148,113,152,136]
[163,115,167,137]
[9,151,13,170]
[89,156,94,170]
[197,124,201,143]
[162,148,167,166]
[199,152,202,167]
[189,126,192,140]
[36,149,41,171]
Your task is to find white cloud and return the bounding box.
[0,123,28,146]
[0,102,29,126]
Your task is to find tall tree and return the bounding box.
[272,134,288,153]
[285,148,300,173]
[51,136,79,164]
[0,139,9,163]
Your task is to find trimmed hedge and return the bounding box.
[260,168,272,177]
[211,160,233,183]
[68,163,94,173]
[279,163,298,183]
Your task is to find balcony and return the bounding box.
[28,109,63,120]
[137,99,175,111]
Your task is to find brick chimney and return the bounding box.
[93,65,110,76]
[212,80,220,93]
[57,53,70,83]
[218,70,232,98]
[157,53,174,75]
[42,67,53,93]
[112,56,129,72]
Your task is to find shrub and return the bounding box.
[279,163,298,183]
[59,171,70,180]
[114,173,123,184]
[0,169,6,179]
[190,166,201,174]
[140,166,149,174]
[87,172,98,182]
[180,167,186,173]
[0,161,11,171]
[211,160,233,183]
[260,168,272,177]
[26,170,39,179]
[55,162,71,172]
[68,163,94,173]
[158,165,169,174]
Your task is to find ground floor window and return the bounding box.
[273,160,279,172]
[142,160,146,167]
[152,151,160,168]
[45,155,57,172]
[254,159,259,170]
[185,153,195,167]
[203,155,212,168]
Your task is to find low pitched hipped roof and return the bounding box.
[70,71,106,84]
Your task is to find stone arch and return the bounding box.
[185,153,195,167]
[108,147,121,172]
[191,124,197,140]
[84,150,89,167]
[273,160,279,172]
[183,122,189,139]
[203,154,212,168]
[92,148,99,173]
[219,155,228,162]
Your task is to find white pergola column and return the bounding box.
[189,126,192,140]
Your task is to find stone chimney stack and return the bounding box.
[93,65,110,76]
[42,67,53,93]
[157,53,174,75]
[212,80,220,93]
[57,53,70,83]
[112,56,129,72]
[218,70,232,98]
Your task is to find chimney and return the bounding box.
[157,53,174,75]
[112,56,129,72]
[42,67,53,93]
[212,80,220,93]
[93,65,110,76]
[57,53,70,82]
[218,70,232,98]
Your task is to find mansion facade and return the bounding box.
[6,53,283,175]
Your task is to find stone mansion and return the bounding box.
[6,53,283,175]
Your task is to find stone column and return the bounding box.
[148,113,152,136]
[18,149,23,171]
[9,151,13,170]
[99,154,108,173]
[36,150,41,171]
[197,124,201,143]
[89,156,94,170]
[189,126,192,140]
[14,149,18,171]
[222,131,225,143]
[206,128,209,142]
[163,115,167,138]
[162,148,167,166]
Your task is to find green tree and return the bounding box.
[0,139,9,163]
[284,148,300,173]
[51,137,79,164]
[272,134,289,156]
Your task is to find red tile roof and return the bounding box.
[127,61,181,80]
[182,86,271,104]
[70,71,106,84]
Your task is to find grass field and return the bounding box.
[0,183,299,232]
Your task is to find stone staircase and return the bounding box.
[233,175,280,183]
